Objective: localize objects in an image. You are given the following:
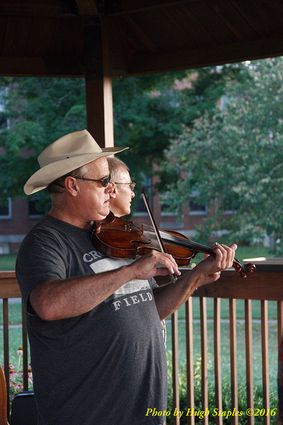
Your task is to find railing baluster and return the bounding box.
[2,300,9,391]
[278,301,283,347]
[278,301,283,424]
[261,300,270,425]
[172,310,180,425]
[3,298,9,419]
[245,300,254,425]
[200,297,208,425]
[229,298,238,425]
[277,301,283,348]
[214,298,223,425]
[186,297,195,425]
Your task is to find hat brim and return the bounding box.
[24,147,128,195]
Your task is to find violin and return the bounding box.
[92,213,256,278]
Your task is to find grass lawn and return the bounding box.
[0,254,17,271]
[166,317,278,394]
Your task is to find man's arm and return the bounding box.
[153,243,237,320]
[30,250,180,321]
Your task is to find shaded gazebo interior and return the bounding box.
[1,0,283,146]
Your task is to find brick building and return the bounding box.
[0,198,41,253]
[0,191,211,254]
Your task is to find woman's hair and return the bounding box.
[107,156,129,180]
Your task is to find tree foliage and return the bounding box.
[113,65,246,180]
[162,58,283,251]
[0,66,243,210]
[0,77,86,203]
[1,59,281,251]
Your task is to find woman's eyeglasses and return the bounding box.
[115,182,136,191]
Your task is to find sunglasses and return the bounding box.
[114,182,136,191]
[76,175,112,187]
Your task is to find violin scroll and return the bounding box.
[233,260,256,279]
[233,261,256,278]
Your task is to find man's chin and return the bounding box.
[97,207,110,221]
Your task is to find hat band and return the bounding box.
[39,152,102,167]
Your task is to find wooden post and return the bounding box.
[84,17,114,148]
[0,366,9,425]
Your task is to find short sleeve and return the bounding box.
[16,229,68,305]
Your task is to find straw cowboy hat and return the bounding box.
[24,130,128,195]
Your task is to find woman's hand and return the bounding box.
[192,243,237,287]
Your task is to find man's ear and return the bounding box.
[109,184,117,199]
[64,176,80,196]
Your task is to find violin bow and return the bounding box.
[141,189,178,281]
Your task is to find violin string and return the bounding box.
[140,192,249,277]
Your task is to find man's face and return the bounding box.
[75,157,113,223]
[109,168,135,217]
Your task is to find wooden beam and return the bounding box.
[0,272,21,298]
[194,269,283,301]
[124,34,283,75]
[74,0,98,16]
[85,76,114,148]
[84,17,114,148]
[101,0,201,16]
[0,56,82,77]
[2,269,282,300]
[0,2,70,18]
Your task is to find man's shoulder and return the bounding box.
[19,216,70,256]
[22,216,58,241]
[25,215,83,239]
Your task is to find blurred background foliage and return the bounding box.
[0,57,282,252]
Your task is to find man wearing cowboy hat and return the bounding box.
[16,129,236,425]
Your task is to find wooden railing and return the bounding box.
[169,263,283,425]
[1,265,283,424]
[0,272,30,397]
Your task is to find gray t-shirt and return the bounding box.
[16,216,167,425]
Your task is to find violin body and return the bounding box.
[92,214,256,278]
[93,216,152,259]
[93,216,195,266]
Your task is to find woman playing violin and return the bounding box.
[107,156,136,217]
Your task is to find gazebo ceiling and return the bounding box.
[0,0,283,77]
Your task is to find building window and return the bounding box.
[28,198,43,217]
[0,87,8,130]
[0,198,12,219]
[222,199,236,215]
[160,201,177,216]
[134,175,152,216]
[189,192,207,216]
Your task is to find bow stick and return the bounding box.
[141,189,178,282]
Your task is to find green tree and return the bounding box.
[112,65,247,202]
[0,64,246,212]
[0,77,86,205]
[162,58,283,252]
